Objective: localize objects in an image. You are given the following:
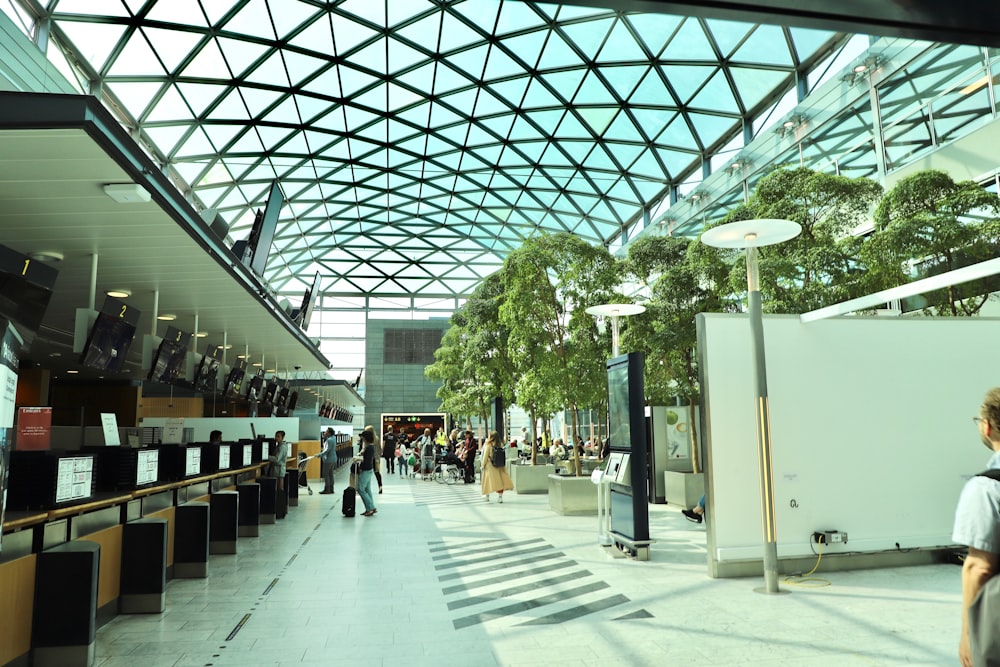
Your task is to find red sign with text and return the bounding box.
[16,406,52,450]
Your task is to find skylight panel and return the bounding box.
[560,17,614,61]
[705,19,753,58]
[597,18,648,64]
[604,140,645,169]
[574,71,617,105]
[340,0,386,28]
[487,76,530,108]
[54,0,128,17]
[522,76,565,109]
[338,66,378,97]
[685,111,737,145]
[105,29,164,76]
[538,31,583,70]
[175,127,215,159]
[242,87,284,118]
[578,107,618,135]
[217,36,269,77]
[388,38,427,74]
[331,13,378,55]
[223,0,274,40]
[295,15,336,54]
[473,88,510,117]
[145,0,208,27]
[107,81,164,119]
[144,125,190,156]
[270,0,319,41]
[355,38,388,74]
[180,37,230,80]
[624,13,682,57]
[655,114,699,150]
[283,51,329,86]
[630,70,674,106]
[500,31,547,69]
[661,21,717,62]
[177,82,228,118]
[483,45,525,81]
[144,84,192,123]
[728,67,790,111]
[662,64,716,104]
[733,25,792,66]
[509,115,547,142]
[395,11,443,52]
[602,65,649,101]
[438,11,486,53]
[690,70,739,113]
[541,69,586,100]
[246,51,292,87]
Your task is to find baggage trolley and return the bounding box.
[297,451,317,495]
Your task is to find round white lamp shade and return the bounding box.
[700,218,802,249]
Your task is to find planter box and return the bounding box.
[510,463,555,494]
[548,474,598,515]
[664,471,703,507]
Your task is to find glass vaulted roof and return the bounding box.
[39,0,847,300]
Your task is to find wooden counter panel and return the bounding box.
[296,440,321,479]
[145,506,176,567]
[0,554,35,665]
[85,525,123,607]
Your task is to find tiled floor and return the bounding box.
[96,468,963,666]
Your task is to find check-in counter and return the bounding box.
[0,462,265,667]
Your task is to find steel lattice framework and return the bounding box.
[26,0,848,301]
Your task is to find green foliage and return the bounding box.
[719,168,883,313]
[864,170,1000,315]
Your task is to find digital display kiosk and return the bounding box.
[605,352,651,557]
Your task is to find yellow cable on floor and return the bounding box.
[783,539,831,587]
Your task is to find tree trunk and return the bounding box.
[570,404,581,476]
[529,407,537,465]
[688,395,700,474]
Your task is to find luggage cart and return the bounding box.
[297,451,317,495]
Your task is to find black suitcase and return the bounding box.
[342,487,356,517]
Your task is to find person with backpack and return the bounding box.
[953,388,1000,666]
[481,431,513,503]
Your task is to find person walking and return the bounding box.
[319,427,336,494]
[398,439,410,477]
[383,426,397,474]
[953,388,1000,666]
[365,425,384,494]
[481,431,513,503]
[356,430,377,516]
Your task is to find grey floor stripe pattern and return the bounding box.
[409,477,484,506]
[428,536,647,630]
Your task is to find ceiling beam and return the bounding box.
[546,0,1000,48]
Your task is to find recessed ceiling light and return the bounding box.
[237,354,247,359]
[106,289,131,298]
[195,331,208,338]
[222,344,233,350]
[29,251,64,262]
[157,313,177,321]
[252,362,262,367]
[67,369,79,374]
[266,368,276,373]
[853,64,867,73]
[49,352,62,358]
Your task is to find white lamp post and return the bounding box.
[700,218,801,594]
[585,303,646,357]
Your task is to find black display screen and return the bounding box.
[80,311,137,373]
[225,362,246,397]
[193,345,222,392]
[0,244,57,346]
[148,327,190,383]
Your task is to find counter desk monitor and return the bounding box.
[84,446,159,491]
[605,351,651,558]
[152,444,203,481]
[238,439,254,467]
[6,451,97,510]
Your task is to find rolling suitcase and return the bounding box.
[342,487,356,517]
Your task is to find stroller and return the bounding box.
[297,451,317,495]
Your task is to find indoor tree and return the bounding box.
[862,169,1000,315]
[500,232,621,475]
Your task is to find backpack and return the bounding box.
[490,444,506,468]
[968,469,1000,663]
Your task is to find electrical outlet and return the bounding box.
[813,530,848,545]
